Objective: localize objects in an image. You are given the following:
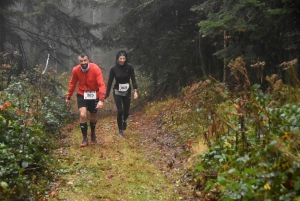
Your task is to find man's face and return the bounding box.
[78,56,89,69]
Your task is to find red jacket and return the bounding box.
[66,63,106,100]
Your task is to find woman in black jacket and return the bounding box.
[105,50,138,136]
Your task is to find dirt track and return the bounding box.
[53,101,207,200]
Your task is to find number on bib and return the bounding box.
[84,91,96,100]
[119,83,129,92]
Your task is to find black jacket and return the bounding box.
[105,63,138,98]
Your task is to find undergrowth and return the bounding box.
[143,57,300,200]
[1,51,300,201]
[0,75,71,200]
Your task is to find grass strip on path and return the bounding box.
[54,115,180,201]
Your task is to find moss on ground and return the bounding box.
[54,115,180,201]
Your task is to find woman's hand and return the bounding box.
[134,91,138,99]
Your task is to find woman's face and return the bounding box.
[118,56,126,66]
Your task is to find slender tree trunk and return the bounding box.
[198,34,207,78]
[0,14,5,52]
[223,30,226,82]
[68,0,73,69]
[153,66,158,88]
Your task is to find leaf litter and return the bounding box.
[50,99,207,201]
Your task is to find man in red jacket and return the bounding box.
[66,53,106,147]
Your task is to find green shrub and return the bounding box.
[0,78,71,200]
[193,85,300,201]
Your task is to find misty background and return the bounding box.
[1,0,299,94]
[1,1,300,200]
[56,0,122,78]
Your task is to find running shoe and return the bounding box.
[80,138,88,147]
[118,130,124,137]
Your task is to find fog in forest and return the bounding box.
[64,0,121,78]
[1,1,300,200]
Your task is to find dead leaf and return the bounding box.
[49,191,57,197]
[106,174,114,180]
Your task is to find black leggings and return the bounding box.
[113,92,131,130]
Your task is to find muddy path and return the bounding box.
[52,102,207,201]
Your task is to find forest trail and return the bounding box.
[52,101,208,201]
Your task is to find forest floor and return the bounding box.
[51,100,208,201]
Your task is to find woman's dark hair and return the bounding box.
[115,50,128,65]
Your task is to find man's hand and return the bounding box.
[96,100,104,109]
[66,99,71,106]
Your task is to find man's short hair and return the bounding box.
[79,53,89,58]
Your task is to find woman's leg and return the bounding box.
[121,93,131,130]
[113,93,123,131]
[122,93,131,122]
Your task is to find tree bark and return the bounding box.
[198,34,207,78]
[223,30,226,82]
[0,14,5,52]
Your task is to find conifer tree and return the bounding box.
[0,0,107,85]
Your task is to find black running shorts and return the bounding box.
[76,94,99,113]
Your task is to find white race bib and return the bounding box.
[84,91,96,100]
[119,83,129,92]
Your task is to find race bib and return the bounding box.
[119,83,129,92]
[84,91,96,100]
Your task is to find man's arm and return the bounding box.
[66,68,78,103]
[96,66,106,100]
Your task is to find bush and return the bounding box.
[0,78,71,200]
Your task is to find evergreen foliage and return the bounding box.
[0,0,106,85]
[192,0,300,84]
[102,0,212,93]
[102,0,300,92]
[1,0,300,199]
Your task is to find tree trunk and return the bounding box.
[198,34,207,78]
[0,14,5,52]
[223,30,226,82]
